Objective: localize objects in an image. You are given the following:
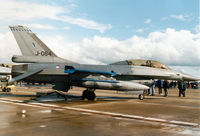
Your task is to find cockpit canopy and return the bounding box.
[110,59,170,70]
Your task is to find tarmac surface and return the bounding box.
[0,85,199,136]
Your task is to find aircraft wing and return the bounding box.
[132,74,181,80]
[9,68,44,83]
[132,71,199,81]
[64,66,118,76]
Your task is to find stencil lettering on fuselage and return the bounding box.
[35,51,52,56]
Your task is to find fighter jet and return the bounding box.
[8,25,199,100]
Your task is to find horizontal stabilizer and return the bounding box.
[9,68,44,83]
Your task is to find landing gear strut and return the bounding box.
[82,89,96,101]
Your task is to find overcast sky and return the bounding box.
[0,0,200,77]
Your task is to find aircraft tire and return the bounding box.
[87,91,96,101]
[82,90,96,101]
[82,90,89,100]
[6,88,11,92]
[2,87,6,92]
[139,94,144,100]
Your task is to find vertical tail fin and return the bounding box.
[9,25,57,57]
[9,25,77,64]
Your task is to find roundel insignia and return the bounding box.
[56,64,60,69]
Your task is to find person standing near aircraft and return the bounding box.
[163,80,169,97]
[157,80,163,95]
[178,81,182,97]
[178,80,186,97]
[151,80,156,96]
[182,81,186,97]
[147,88,151,95]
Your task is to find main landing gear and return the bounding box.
[2,87,11,92]
[82,89,96,101]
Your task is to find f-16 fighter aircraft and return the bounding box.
[8,25,199,100]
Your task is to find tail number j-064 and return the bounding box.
[35,51,52,56]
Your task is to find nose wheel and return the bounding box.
[139,94,144,100]
[82,89,96,101]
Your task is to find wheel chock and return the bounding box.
[84,98,88,101]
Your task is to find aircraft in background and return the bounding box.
[0,65,11,76]
[7,25,199,100]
